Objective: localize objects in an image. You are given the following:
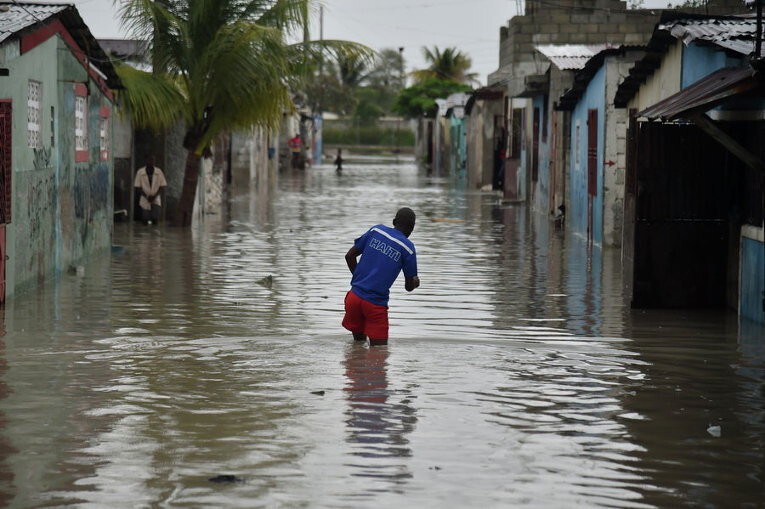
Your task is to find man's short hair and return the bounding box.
[394,207,416,229]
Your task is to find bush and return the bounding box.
[323,126,414,147]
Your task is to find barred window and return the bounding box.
[27,80,41,148]
[99,107,110,161]
[75,96,87,151]
[74,83,89,163]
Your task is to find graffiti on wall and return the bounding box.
[26,172,55,239]
[33,146,52,171]
[74,164,110,247]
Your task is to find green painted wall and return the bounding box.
[0,34,114,298]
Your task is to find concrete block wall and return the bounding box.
[494,0,753,85]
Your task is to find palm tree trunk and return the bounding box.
[176,148,201,227]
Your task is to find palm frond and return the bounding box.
[114,63,187,131]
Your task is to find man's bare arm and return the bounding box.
[405,276,420,292]
[345,246,361,274]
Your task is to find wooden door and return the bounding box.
[587,109,598,243]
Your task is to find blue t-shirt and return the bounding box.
[350,224,418,307]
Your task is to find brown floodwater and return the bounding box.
[0,159,763,507]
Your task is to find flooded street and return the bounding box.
[0,159,763,507]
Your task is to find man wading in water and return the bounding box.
[342,207,420,345]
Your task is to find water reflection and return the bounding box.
[343,343,416,486]
[620,310,765,507]
[0,314,15,506]
[0,160,760,507]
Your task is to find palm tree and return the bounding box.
[115,0,370,226]
[410,46,478,85]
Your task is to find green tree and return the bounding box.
[115,0,370,226]
[394,77,471,119]
[366,48,405,91]
[410,46,478,85]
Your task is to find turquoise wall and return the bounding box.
[0,34,113,297]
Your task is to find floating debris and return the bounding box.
[256,275,273,288]
[310,390,325,396]
[208,474,245,484]
[707,424,721,438]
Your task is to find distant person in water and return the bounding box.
[134,155,167,225]
[334,148,344,173]
[342,207,420,345]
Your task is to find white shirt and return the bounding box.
[134,166,167,210]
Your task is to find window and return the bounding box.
[27,80,41,148]
[99,106,110,161]
[74,83,88,162]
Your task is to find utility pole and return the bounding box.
[314,6,325,166]
[396,46,404,160]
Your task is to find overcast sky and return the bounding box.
[78,0,690,86]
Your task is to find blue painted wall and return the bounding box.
[681,44,738,88]
[1,34,114,297]
[740,236,765,324]
[569,66,606,246]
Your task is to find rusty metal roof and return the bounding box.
[535,44,612,70]
[638,66,760,121]
[0,2,121,89]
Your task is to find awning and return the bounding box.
[638,66,760,121]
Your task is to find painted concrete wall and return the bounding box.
[1,34,114,297]
[630,42,682,113]
[603,53,642,248]
[570,65,606,245]
[532,95,551,215]
[466,99,503,190]
[58,39,113,266]
[681,44,732,88]
[231,126,273,190]
[448,115,466,178]
[514,100,532,204]
[740,226,764,324]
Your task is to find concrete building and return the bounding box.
[0,2,121,301]
[614,12,765,322]
[486,0,749,218]
[465,85,505,191]
[556,46,645,247]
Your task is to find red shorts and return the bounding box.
[342,290,389,340]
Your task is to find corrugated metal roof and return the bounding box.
[535,44,612,70]
[0,3,68,44]
[638,66,759,121]
[437,92,470,118]
[615,12,764,108]
[557,46,646,111]
[0,2,121,89]
[660,15,762,56]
